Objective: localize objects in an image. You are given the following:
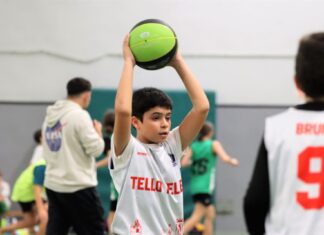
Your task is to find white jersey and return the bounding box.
[265,107,324,235]
[110,127,184,235]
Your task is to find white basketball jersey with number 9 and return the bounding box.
[265,108,324,235]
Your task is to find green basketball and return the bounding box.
[129,19,177,70]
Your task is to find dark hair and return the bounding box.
[132,87,172,121]
[296,32,324,99]
[33,129,42,144]
[197,121,214,141]
[67,77,91,96]
[103,110,115,134]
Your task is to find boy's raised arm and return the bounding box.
[170,51,210,150]
[113,35,136,156]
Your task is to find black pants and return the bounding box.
[46,187,105,235]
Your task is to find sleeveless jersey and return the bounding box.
[110,127,184,235]
[190,140,216,195]
[11,160,46,202]
[265,107,324,235]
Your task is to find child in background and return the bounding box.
[42,77,104,235]
[30,129,43,164]
[95,110,118,233]
[0,160,47,235]
[182,122,239,235]
[96,110,115,169]
[244,32,324,235]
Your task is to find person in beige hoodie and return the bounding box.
[42,77,105,235]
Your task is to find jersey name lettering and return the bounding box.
[130,176,183,195]
[296,123,324,135]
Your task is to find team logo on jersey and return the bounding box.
[130,219,142,235]
[168,153,177,166]
[176,218,184,235]
[45,121,64,152]
[137,151,148,156]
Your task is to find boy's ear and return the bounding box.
[294,76,301,90]
[81,91,91,106]
[131,116,141,130]
[294,76,305,98]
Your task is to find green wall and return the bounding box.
[88,88,216,218]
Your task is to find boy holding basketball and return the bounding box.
[109,34,209,234]
[244,32,324,235]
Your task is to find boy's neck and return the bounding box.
[305,96,324,103]
[136,135,160,145]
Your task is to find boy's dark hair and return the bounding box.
[33,129,42,144]
[103,110,115,134]
[132,87,172,121]
[67,77,91,96]
[296,32,324,99]
[197,121,214,141]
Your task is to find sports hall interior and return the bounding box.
[0,1,321,234]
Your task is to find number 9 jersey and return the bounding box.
[244,102,324,235]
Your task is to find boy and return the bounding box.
[244,32,324,235]
[95,110,118,232]
[0,160,47,235]
[42,77,105,235]
[109,35,209,234]
[182,122,239,235]
[96,110,115,169]
[30,129,43,164]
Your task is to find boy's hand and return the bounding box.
[168,49,183,68]
[123,34,136,67]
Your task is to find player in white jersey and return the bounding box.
[109,34,209,235]
[244,32,324,235]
